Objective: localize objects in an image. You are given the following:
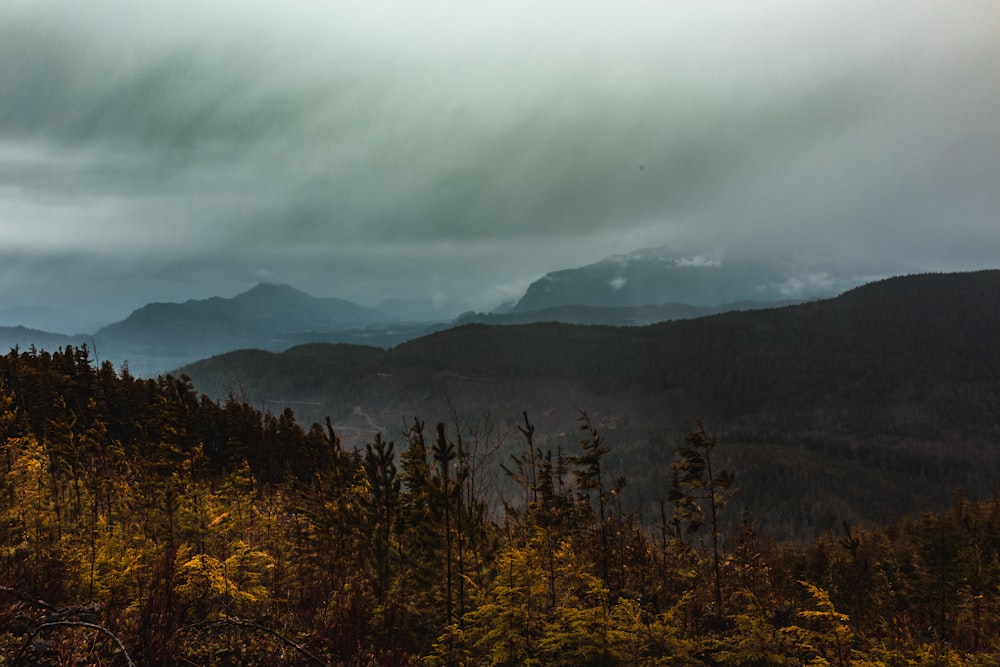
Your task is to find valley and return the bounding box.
[178,270,1000,542]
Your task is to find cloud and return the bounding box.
[1,0,999,318]
[608,277,628,291]
[677,256,723,269]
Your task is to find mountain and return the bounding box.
[0,326,90,354]
[454,299,802,327]
[227,282,394,330]
[512,247,855,312]
[90,283,396,376]
[0,249,866,376]
[180,270,1000,541]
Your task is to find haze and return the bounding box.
[2,0,999,329]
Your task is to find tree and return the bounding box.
[669,420,736,621]
[363,432,401,645]
[570,412,612,585]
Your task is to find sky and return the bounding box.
[2,0,999,329]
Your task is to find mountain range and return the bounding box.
[89,283,399,372]
[177,270,1000,541]
[1,248,822,376]
[0,283,434,376]
[510,248,852,312]
[456,299,804,327]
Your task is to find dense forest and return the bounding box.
[181,270,1000,542]
[4,344,1000,665]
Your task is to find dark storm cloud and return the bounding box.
[2,0,999,318]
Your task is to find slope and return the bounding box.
[180,270,1000,539]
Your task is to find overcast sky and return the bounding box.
[2,0,999,327]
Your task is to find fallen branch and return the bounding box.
[177,616,329,667]
[13,620,135,667]
[0,586,56,612]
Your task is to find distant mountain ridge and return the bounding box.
[0,326,89,355]
[228,283,392,328]
[512,248,851,312]
[86,283,396,375]
[0,249,928,378]
[457,299,803,327]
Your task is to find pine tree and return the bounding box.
[364,432,401,645]
[669,421,736,622]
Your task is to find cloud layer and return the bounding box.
[2,0,999,323]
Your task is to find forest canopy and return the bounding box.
[2,344,1000,665]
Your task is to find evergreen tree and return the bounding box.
[363,431,401,646]
[669,421,736,622]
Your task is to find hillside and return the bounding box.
[181,270,1000,540]
[5,344,1000,664]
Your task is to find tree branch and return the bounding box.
[14,621,135,667]
[177,617,329,667]
[0,586,56,612]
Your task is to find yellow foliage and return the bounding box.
[1,436,58,557]
[782,581,859,667]
[175,541,273,616]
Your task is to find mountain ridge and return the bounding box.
[178,269,1000,541]
[82,282,397,375]
[456,299,804,327]
[0,251,969,380]
[512,248,861,312]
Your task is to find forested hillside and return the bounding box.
[182,270,1000,541]
[4,345,1000,664]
